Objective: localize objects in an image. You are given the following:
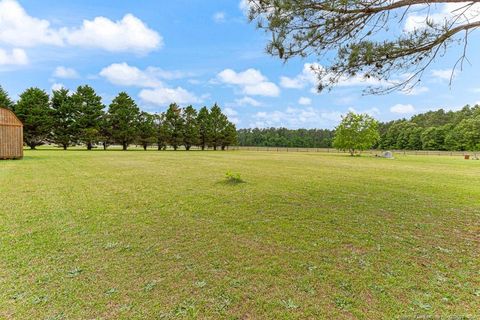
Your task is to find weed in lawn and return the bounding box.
[281,298,299,310]
[225,171,244,184]
[144,281,157,292]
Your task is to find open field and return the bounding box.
[0,150,479,319]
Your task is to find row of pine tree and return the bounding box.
[0,85,237,151]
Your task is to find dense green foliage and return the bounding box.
[238,106,480,152]
[379,105,480,151]
[0,85,15,111]
[237,128,334,148]
[333,112,379,156]
[107,92,140,150]
[1,150,478,318]
[4,85,236,151]
[50,88,77,150]
[14,88,52,149]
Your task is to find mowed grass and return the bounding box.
[0,150,479,319]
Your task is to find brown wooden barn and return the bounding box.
[0,108,23,160]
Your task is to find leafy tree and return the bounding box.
[50,88,77,150]
[447,116,480,153]
[333,112,379,156]
[107,92,140,150]
[72,85,104,150]
[155,113,169,150]
[209,104,228,151]
[237,127,333,148]
[137,112,157,151]
[14,87,52,149]
[248,1,480,93]
[164,103,184,150]
[0,85,14,110]
[421,126,448,150]
[182,105,199,151]
[221,122,237,150]
[197,106,210,150]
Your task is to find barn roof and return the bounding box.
[0,108,23,127]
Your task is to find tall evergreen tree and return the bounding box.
[164,103,184,150]
[137,111,157,151]
[155,113,168,151]
[50,88,77,150]
[107,92,140,150]
[221,122,237,150]
[72,85,104,150]
[208,104,228,151]
[197,106,210,150]
[99,113,113,150]
[15,87,53,149]
[182,105,199,151]
[0,85,14,110]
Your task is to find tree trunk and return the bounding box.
[349,149,354,156]
[143,145,147,151]
[213,146,217,151]
[221,145,226,151]
[63,145,67,150]
[201,145,205,151]
[186,145,191,151]
[87,142,92,150]
[103,142,107,150]
[158,144,162,151]
[173,145,178,151]
[122,142,127,151]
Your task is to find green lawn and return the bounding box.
[0,150,479,319]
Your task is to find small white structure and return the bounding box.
[382,151,394,159]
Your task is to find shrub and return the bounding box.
[225,171,244,184]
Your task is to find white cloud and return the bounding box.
[0,0,63,47]
[213,12,226,23]
[250,106,343,129]
[100,62,194,88]
[139,87,202,106]
[224,107,240,124]
[51,83,66,91]
[281,63,391,92]
[390,103,416,114]
[0,48,28,65]
[432,68,456,81]
[280,63,319,89]
[64,14,162,54]
[405,3,480,32]
[217,68,280,97]
[239,0,250,14]
[53,66,78,79]
[228,96,262,107]
[0,0,162,54]
[100,63,163,87]
[298,97,312,105]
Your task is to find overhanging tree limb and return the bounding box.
[248,0,480,94]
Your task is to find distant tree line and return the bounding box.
[237,128,334,148]
[237,106,480,152]
[379,105,480,152]
[0,85,237,151]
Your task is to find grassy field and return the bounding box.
[0,150,479,319]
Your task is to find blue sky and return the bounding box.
[1,0,479,129]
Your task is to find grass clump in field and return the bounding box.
[224,171,244,184]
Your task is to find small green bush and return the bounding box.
[225,171,244,184]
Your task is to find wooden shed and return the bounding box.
[0,107,23,160]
